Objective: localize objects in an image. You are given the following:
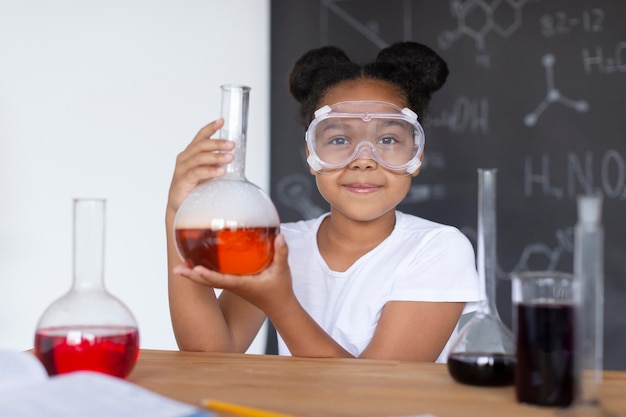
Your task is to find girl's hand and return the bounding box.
[172,234,295,315]
[167,119,236,215]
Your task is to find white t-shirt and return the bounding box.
[278,210,481,363]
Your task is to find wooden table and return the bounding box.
[128,350,626,417]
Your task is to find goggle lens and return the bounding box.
[313,117,418,166]
[305,101,425,175]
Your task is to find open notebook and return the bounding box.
[0,350,213,417]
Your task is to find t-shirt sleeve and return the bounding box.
[389,227,481,307]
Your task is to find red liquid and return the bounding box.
[447,352,516,386]
[515,303,575,406]
[175,226,278,275]
[34,325,139,378]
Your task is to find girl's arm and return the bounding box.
[360,300,465,361]
[173,235,355,358]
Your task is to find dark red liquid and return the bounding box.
[34,325,139,378]
[175,226,278,275]
[515,303,575,406]
[447,352,516,386]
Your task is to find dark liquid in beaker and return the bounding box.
[447,352,516,386]
[176,226,278,275]
[34,325,139,378]
[515,302,574,406]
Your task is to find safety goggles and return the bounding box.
[305,101,425,175]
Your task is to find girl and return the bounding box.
[166,41,480,362]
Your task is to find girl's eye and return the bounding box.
[329,136,350,145]
[379,136,399,145]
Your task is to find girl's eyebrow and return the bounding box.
[379,120,407,128]
[320,120,353,133]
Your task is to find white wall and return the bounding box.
[0,0,270,352]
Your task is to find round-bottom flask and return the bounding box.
[34,199,139,378]
[174,84,280,275]
[447,169,516,386]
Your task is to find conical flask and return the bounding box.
[174,84,280,275]
[447,168,516,386]
[34,199,140,378]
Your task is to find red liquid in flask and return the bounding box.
[176,226,278,275]
[34,325,139,378]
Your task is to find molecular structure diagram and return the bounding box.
[510,227,574,273]
[438,0,530,52]
[524,54,589,127]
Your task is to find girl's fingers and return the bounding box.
[169,120,236,203]
[173,265,218,287]
[273,234,288,261]
[188,118,225,146]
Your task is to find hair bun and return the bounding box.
[288,46,353,103]
[375,42,449,95]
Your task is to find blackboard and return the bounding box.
[269,0,626,370]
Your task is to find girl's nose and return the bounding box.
[348,144,378,170]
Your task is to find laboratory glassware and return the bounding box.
[447,168,516,386]
[34,199,140,378]
[513,270,576,406]
[559,195,616,416]
[174,84,280,275]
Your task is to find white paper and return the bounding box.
[0,350,47,392]
[0,351,213,417]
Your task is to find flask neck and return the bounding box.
[477,169,499,317]
[72,199,106,291]
[219,84,250,181]
[223,142,246,180]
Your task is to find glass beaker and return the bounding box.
[174,84,280,275]
[447,168,516,386]
[34,199,140,378]
[512,270,576,407]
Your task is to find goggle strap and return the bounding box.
[401,107,418,120]
[406,158,422,175]
[313,105,332,118]
[306,154,323,172]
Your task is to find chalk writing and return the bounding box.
[582,42,626,74]
[320,0,389,48]
[461,225,574,279]
[539,8,605,37]
[524,54,589,127]
[509,227,574,273]
[524,150,626,200]
[438,0,532,67]
[429,96,489,133]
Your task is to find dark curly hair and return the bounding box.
[288,41,449,128]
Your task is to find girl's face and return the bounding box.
[311,78,421,223]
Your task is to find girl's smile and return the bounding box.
[343,182,382,194]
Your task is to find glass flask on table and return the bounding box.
[174,84,280,275]
[559,195,616,417]
[34,198,140,378]
[446,168,516,386]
